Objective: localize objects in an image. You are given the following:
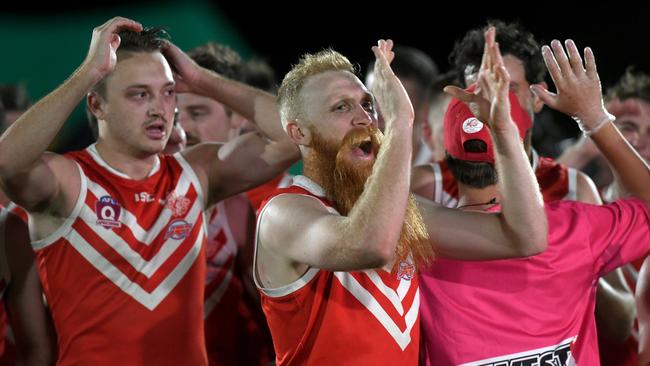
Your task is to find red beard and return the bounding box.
[304,126,434,271]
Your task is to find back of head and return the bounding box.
[444,85,532,188]
[242,58,277,93]
[430,70,462,104]
[450,20,545,86]
[187,42,242,81]
[277,49,355,130]
[367,45,438,106]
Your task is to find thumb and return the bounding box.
[443,85,475,104]
[530,84,557,108]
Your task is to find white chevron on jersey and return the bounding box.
[31,155,206,310]
[333,271,419,351]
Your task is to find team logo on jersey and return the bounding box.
[95,196,122,229]
[462,117,484,134]
[164,219,192,240]
[397,260,415,280]
[165,192,190,217]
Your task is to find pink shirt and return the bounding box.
[420,199,650,365]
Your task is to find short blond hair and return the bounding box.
[277,49,355,129]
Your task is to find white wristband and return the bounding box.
[573,112,615,137]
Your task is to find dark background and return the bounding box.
[2,1,649,157]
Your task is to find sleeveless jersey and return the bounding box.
[255,175,420,365]
[246,173,292,211]
[33,144,208,366]
[204,201,245,365]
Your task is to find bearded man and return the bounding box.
[253,37,547,366]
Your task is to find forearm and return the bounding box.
[194,68,287,142]
[590,122,650,205]
[345,123,413,260]
[492,125,547,255]
[0,64,98,178]
[557,137,599,170]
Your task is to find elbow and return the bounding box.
[512,230,547,257]
[520,217,548,256]
[365,238,396,268]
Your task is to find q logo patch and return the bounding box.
[96,196,122,229]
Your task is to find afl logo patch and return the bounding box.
[164,219,192,240]
[96,196,122,229]
[462,117,484,134]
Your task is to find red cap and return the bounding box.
[443,85,532,164]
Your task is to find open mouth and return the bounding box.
[144,122,166,140]
[351,138,374,159]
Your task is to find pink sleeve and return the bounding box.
[585,199,650,276]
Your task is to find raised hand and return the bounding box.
[532,39,613,134]
[370,39,414,128]
[84,17,142,82]
[476,27,512,134]
[443,27,503,128]
[161,40,202,94]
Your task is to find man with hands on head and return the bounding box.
[0,17,298,366]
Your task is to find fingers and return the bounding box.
[530,84,558,109]
[372,39,395,77]
[550,39,572,77]
[444,85,476,103]
[102,16,142,34]
[584,47,598,79]
[565,39,585,74]
[541,45,563,88]
[480,27,496,73]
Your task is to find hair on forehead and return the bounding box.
[277,49,357,129]
[607,68,650,104]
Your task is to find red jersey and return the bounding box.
[255,176,420,365]
[429,150,578,207]
[33,145,208,366]
[246,173,292,211]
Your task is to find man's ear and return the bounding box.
[87,92,106,121]
[286,121,311,146]
[531,81,548,113]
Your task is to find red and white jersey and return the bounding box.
[204,201,239,318]
[33,144,208,366]
[203,201,245,365]
[255,176,420,365]
[429,149,578,207]
[427,160,459,208]
[246,172,293,211]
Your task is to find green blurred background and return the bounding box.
[0,0,302,174]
